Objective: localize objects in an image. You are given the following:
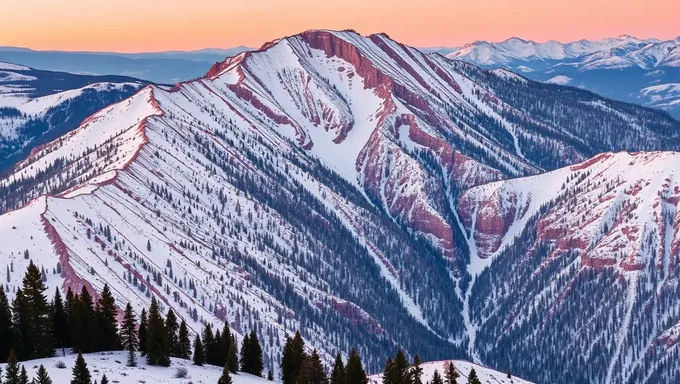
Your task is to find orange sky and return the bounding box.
[2,0,679,52]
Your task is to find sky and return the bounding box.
[2,0,679,52]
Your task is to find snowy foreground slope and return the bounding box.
[0,351,269,384]
[0,30,679,383]
[0,352,530,384]
[369,360,532,384]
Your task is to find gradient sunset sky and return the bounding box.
[2,0,679,52]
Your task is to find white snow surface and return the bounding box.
[369,360,533,384]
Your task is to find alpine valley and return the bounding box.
[1,29,680,384]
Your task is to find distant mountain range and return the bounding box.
[0,46,253,84]
[444,35,680,118]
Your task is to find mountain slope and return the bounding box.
[0,62,146,172]
[0,30,679,382]
[459,151,680,383]
[447,36,680,118]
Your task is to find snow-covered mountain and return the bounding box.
[446,36,680,118]
[0,30,679,383]
[369,359,533,384]
[0,62,146,172]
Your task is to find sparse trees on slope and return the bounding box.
[330,353,346,384]
[297,350,328,384]
[145,297,170,366]
[120,303,138,367]
[71,351,91,384]
[344,349,368,384]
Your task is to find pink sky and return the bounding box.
[2,0,679,52]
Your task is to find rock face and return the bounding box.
[1,30,680,383]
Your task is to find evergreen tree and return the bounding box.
[52,288,68,357]
[268,371,274,381]
[18,367,27,384]
[138,309,148,356]
[506,370,511,380]
[22,262,53,358]
[120,303,138,367]
[193,335,205,366]
[297,350,328,384]
[178,320,191,359]
[11,289,30,359]
[281,331,306,384]
[239,333,250,373]
[165,309,179,357]
[145,297,170,366]
[244,330,263,376]
[0,286,14,363]
[218,364,233,384]
[35,365,53,384]
[212,330,223,366]
[431,371,443,384]
[100,374,108,384]
[443,362,459,384]
[330,353,346,384]
[202,324,215,365]
[227,340,239,373]
[381,358,394,384]
[220,323,232,366]
[412,356,423,384]
[96,284,119,351]
[344,349,367,384]
[75,287,96,353]
[71,351,91,384]
[5,350,19,384]
[466,369,480,384]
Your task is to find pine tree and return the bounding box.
[203,324,215,365]
[431,371,443,384]
[344,349,368,384]
[96,284,119,351]
[5,350,20,384]
[220,322,232,366]
[392,350,413,384]
[381,358,394,384]
[506,370,511,380]
[443,362,459,384]
[218,364,233,384]
[466,369,480,384]
[35,365,53,384]
[330,353,346,384]
[178,320,191,359]
[71,351,91,384]
[412,356,423,384]
[268,371,274,381]
[18,366,27,384]
[241,330,263,376]
[52,288,68,357]
[138,309,148,356]
[165,309,179,357]
[193,335,205,366]
[22,262,53,358]
[0,286,14,363]
[297,350,328,384]
[11,289,30,359]
[227,340,239,373]
[120,303,138,367]
[76,287,96,353]
[281,331,306,384]
[145,297,170,366]
[100,374,108,384]
[212,330,222,366]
